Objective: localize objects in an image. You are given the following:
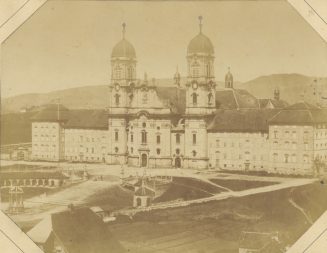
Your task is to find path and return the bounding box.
[117,178,317,216]
[6,179,120,225]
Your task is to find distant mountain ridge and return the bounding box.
[238,73,327,105]
[2,74,326,113]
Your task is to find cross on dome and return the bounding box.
[198,15,203,33]
[122,22,126,39]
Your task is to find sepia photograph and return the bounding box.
[0,0,327,252]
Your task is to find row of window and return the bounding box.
[117,132,184,145]
[190,92,213,106]
[272,153,310,163]
[217,153,265,161]
[273,130,309,139]
[33,125,57,129]
[215,139,260,148]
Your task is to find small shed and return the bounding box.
[133,179,155,208]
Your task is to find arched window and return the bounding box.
[192,134,197,145]
[284,154,289,163]
[156,148,161,155]
[115,130,119,142]
[176,134,180,144]
[141,131,147,144]
[114,147,119,153]
[206,64,210,77]
[192,150,197,157]
[127,67,133,79]
[192,67,200,77]
[114,94,120,106]
[191,93,197,105]
[208,92,213,105]
[176,148,180,155]
[114,65,122,79]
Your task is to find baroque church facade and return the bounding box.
[31,19,327,175]
[108,19,223,169]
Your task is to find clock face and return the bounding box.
[115,83,120,91]
[192,82,198,90]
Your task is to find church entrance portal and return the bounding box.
[175,157,181,168]
[141,154,147,167]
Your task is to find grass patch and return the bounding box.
[154,177,225,203]
[209,178,278,191]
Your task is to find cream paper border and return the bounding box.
[0,1,326,252]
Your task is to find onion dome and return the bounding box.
[111,23,136,59]
[187,16,214,55]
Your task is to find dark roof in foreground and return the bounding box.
[269,102,327,125]
[52,208,125,253]
[208,109,280,133]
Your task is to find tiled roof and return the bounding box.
[208,109,280,132]
[32,106,108,129]
[216,89,260,109]
[156,87,260,112]
[269,102,327,125]
[135,186,155,197]
[259,99,289,109]
[51,207,125,253]
[156,86,186,114]
[286,102,319,110]
[65,110,108,129]
[31,104,70,122]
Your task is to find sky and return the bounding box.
[1,0,327,98]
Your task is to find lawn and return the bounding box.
[209,178,278,191]
[153,177,225,203]
[84,185,133,211]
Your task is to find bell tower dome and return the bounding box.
[111,23,137,84]
[185,16,216,115]
[109,23,137,112]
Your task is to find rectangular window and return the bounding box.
[115,131,119,142]
[157,135,161,144]
[193,134,196,145]
[131,134,134,143]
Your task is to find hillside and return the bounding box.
[3,73,325,114]
[2,85,111,113]
[237,73,327,104]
